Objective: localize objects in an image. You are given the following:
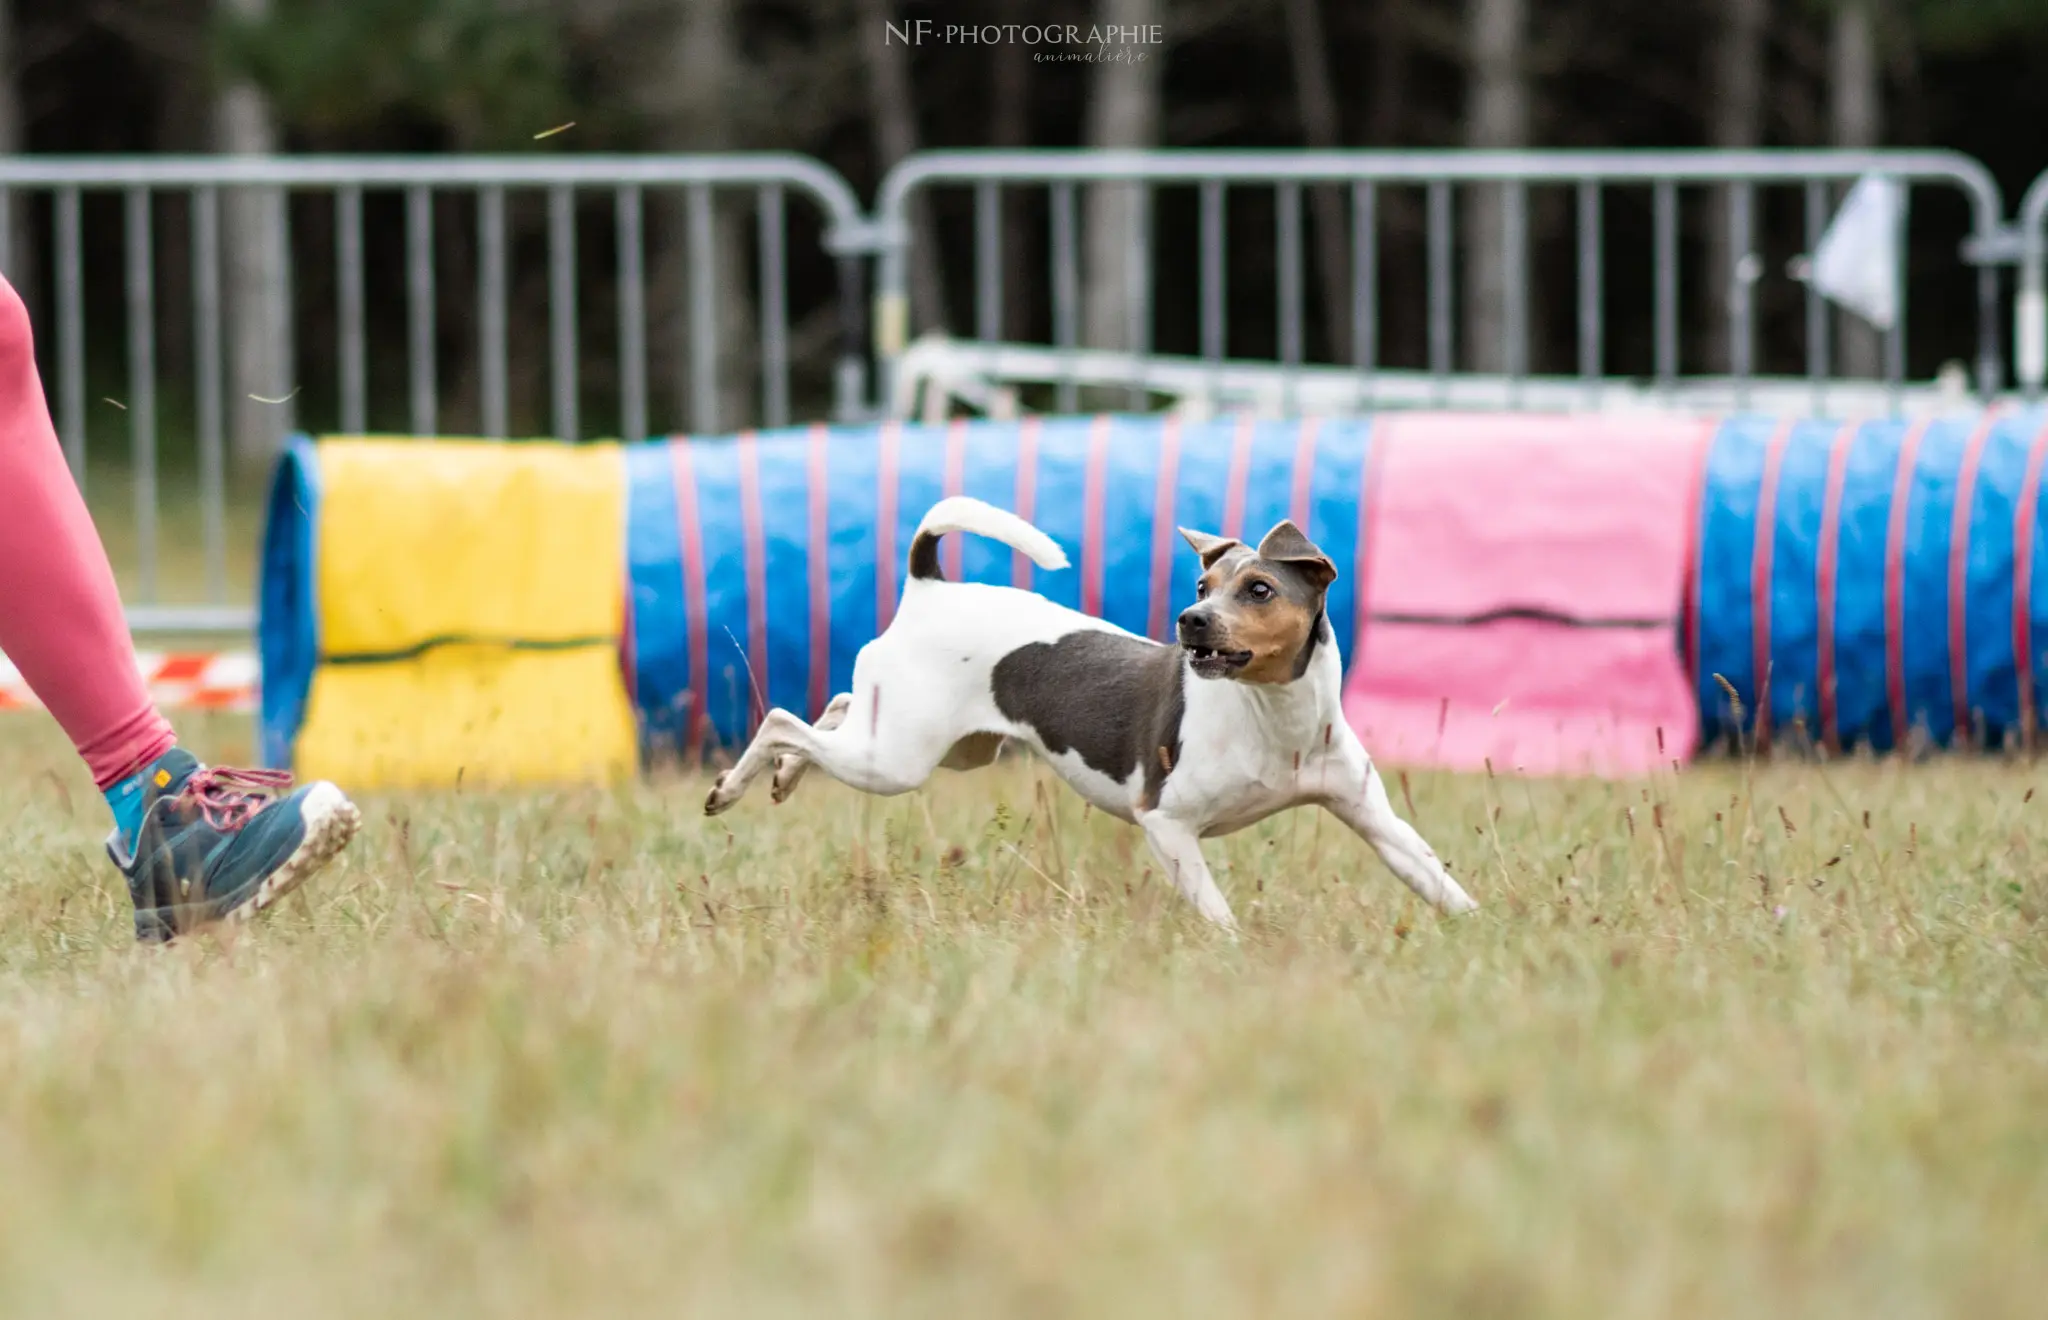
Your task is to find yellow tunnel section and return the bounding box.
[287,438,638,791]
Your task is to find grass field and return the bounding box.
[1,711,2045,1318]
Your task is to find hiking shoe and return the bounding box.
[106,748,361,943]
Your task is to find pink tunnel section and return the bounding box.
[1342,412,1713,779]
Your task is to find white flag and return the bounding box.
[1810,174,1906,331]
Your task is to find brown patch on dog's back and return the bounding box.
[990,630,1185,809]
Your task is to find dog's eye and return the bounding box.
[1247,581,1273,601]
[1195,581,1209,599]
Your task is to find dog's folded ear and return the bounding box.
[1257,521,1338,589]
[1179,527,1244,569]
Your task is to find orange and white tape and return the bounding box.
[0,651,258,713]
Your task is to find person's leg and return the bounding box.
[0,272,358,940]
[0,275,176,806]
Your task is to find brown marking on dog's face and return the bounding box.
[1174,521,1337,684]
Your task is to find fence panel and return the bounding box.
[871,149,2007,420]
[0,154,867,635]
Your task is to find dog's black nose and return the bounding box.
[1177,608,1209,638]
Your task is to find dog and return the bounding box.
[704,496,1478,930]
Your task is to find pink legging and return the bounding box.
[0,273,175,788]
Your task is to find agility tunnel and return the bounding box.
[260,407,2048,783]
[260,436,639,789]
[1696,409,2048,754]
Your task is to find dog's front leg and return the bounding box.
[1137,811,1239,932]
[1319,757,1478,915]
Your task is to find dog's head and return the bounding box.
[1174,520,1337,683]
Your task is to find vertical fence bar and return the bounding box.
[688,183,717,434]
[1052,180,1078,413]
[1278,181,1304,415]
[834,253,865,424]
[759,184,789,430]
[193,186,226,602]
[973,180,1000,401]
[1729,181,1755,410]
[548,184,578,441]
[616,185,648,442]
[975,180,1001,343]
[1200,180,1225,364]
[1977,250,2001,397]
[1804,180,1829,413]
[1654,179,1678,390]
[274,191,298,439]
[56,187,84,488]
[1278,182,1304,368]
[1427,180,1452,390]
[406,185,435,435]
[1351,182,1376,382]
[336,185,366,434]
[1124,183,1150,409]
[1503,179,1528,385]
[1577,181,1602,389]
[479,186,508,439]
[124,187,157,603]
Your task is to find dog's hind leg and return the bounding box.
[705,699,948,815]
[769,692,851,804]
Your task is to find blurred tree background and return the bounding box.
[6,0,2048,452]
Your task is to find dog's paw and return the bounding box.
[703,772,735,816]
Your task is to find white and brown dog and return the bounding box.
[704,496,1478,930]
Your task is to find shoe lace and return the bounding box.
[176,766,294,831]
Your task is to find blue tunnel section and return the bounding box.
[620,417,1376,758]
[1692,408,2048,752]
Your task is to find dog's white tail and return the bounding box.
[906,496,1068,582]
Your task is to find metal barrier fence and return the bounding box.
[0,147,2033,638]
[871,149,2007,416]
[0,154,869,634]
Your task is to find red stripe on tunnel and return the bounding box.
[1148,416,1184,642]
[941,417,968,581]
[1289,417,1321,535]
[736,430,768,734]
[1816,419,1859,753]
[876,420,902,633]
[1948,413,1998,746]
[1081,416,1111,618]
[1013,418,1042,590]
[1749,418,1795,751]
[2013,418,2048,751]
[1222,414,1256,542]
[671,440,711,758]
[1885,420,1931,749]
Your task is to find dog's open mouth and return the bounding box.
[1185,644,1253,678]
